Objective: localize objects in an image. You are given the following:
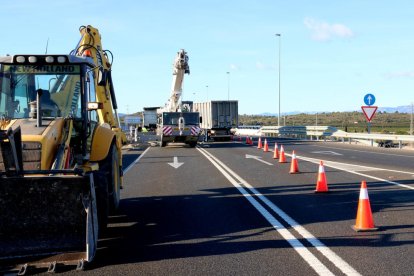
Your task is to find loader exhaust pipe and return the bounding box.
[36,89,42,127]
[29,89,44,127]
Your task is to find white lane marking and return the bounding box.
[295,155,414,191]
[311,151,343,156]
[277,149,414,175]
[245,154,273,166]
[197,147,361,276]
[168,156,184,169]
[298,155,379,172]
[312,144,414,159]
[123,147,150,174]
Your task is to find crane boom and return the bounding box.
[163,49,190,112]
[73,25,125,144]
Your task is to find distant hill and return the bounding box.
[119,112,141,118]
[378,105,412,113]
[257,105,412,116]
[241,109,412,134]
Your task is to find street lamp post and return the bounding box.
[226,72,230,100]
[275,34,281,127]
[411,102,413,135]
[206,85,209,101]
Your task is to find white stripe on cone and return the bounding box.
[319,163,325,173]
[359,188,369,200]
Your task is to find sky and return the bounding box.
[1,0,413,115]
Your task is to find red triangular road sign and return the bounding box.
[361,106,378,122]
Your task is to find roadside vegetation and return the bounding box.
[239,111,413,135]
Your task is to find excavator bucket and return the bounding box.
[0,173,98,273]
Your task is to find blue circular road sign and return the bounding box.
[364,93,376,106]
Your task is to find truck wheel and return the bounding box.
[189,142,197,148]
[160,136,166,147]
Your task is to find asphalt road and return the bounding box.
[65,139,414,275]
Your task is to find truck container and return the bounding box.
[143,107,159,130]
[193,101,238,141]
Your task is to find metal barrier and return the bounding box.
[235,125,414,149]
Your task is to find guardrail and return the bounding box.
[235,125,414,149]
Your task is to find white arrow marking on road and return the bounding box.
[168,156,184,169]
[311,151,343,156]
[245,154,273,166]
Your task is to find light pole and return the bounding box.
[226,71,230,100]
[275,33,281,127]
[410,102,413,135]
[206,85,209,101]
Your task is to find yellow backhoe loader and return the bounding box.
[0,25,126,273]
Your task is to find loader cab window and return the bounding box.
[86,70,97,122]
[0,64,82,119]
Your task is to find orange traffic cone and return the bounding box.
[257,137,262,149]
[352,181,378,231]
[263,139,269,152]
[315,161,328,192]
[279,145,287,163]
[289,150,299,174]
[245,137,250,144]
[249,137,253,145]
[273,143,279,159]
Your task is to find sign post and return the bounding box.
[362,93,377,134]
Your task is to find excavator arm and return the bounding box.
[73,25,126,144]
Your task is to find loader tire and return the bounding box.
[108,145,121,212]
[100,144,121,214]
[94,171,109,233]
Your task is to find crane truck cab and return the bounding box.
[158,110,201,147]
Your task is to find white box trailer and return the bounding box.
[193,101,238,141]
[142,107,159,130]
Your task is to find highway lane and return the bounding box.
[82,144,315,275]
[61,140,414,275]
[206,140,414,275]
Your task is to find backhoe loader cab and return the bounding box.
[0,54,97,169]
[0,53,122,272]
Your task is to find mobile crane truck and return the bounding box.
[157,49,201,147]
[0,25,126,273]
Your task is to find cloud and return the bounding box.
[304,17,354,41]
[385,71,414,79]
[256,61,275,70]
[230,64,241,70]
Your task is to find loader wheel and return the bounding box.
[98,144,120,221]
[100,144,121,213]
[94,172,109,232]
[108,145,121,212]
